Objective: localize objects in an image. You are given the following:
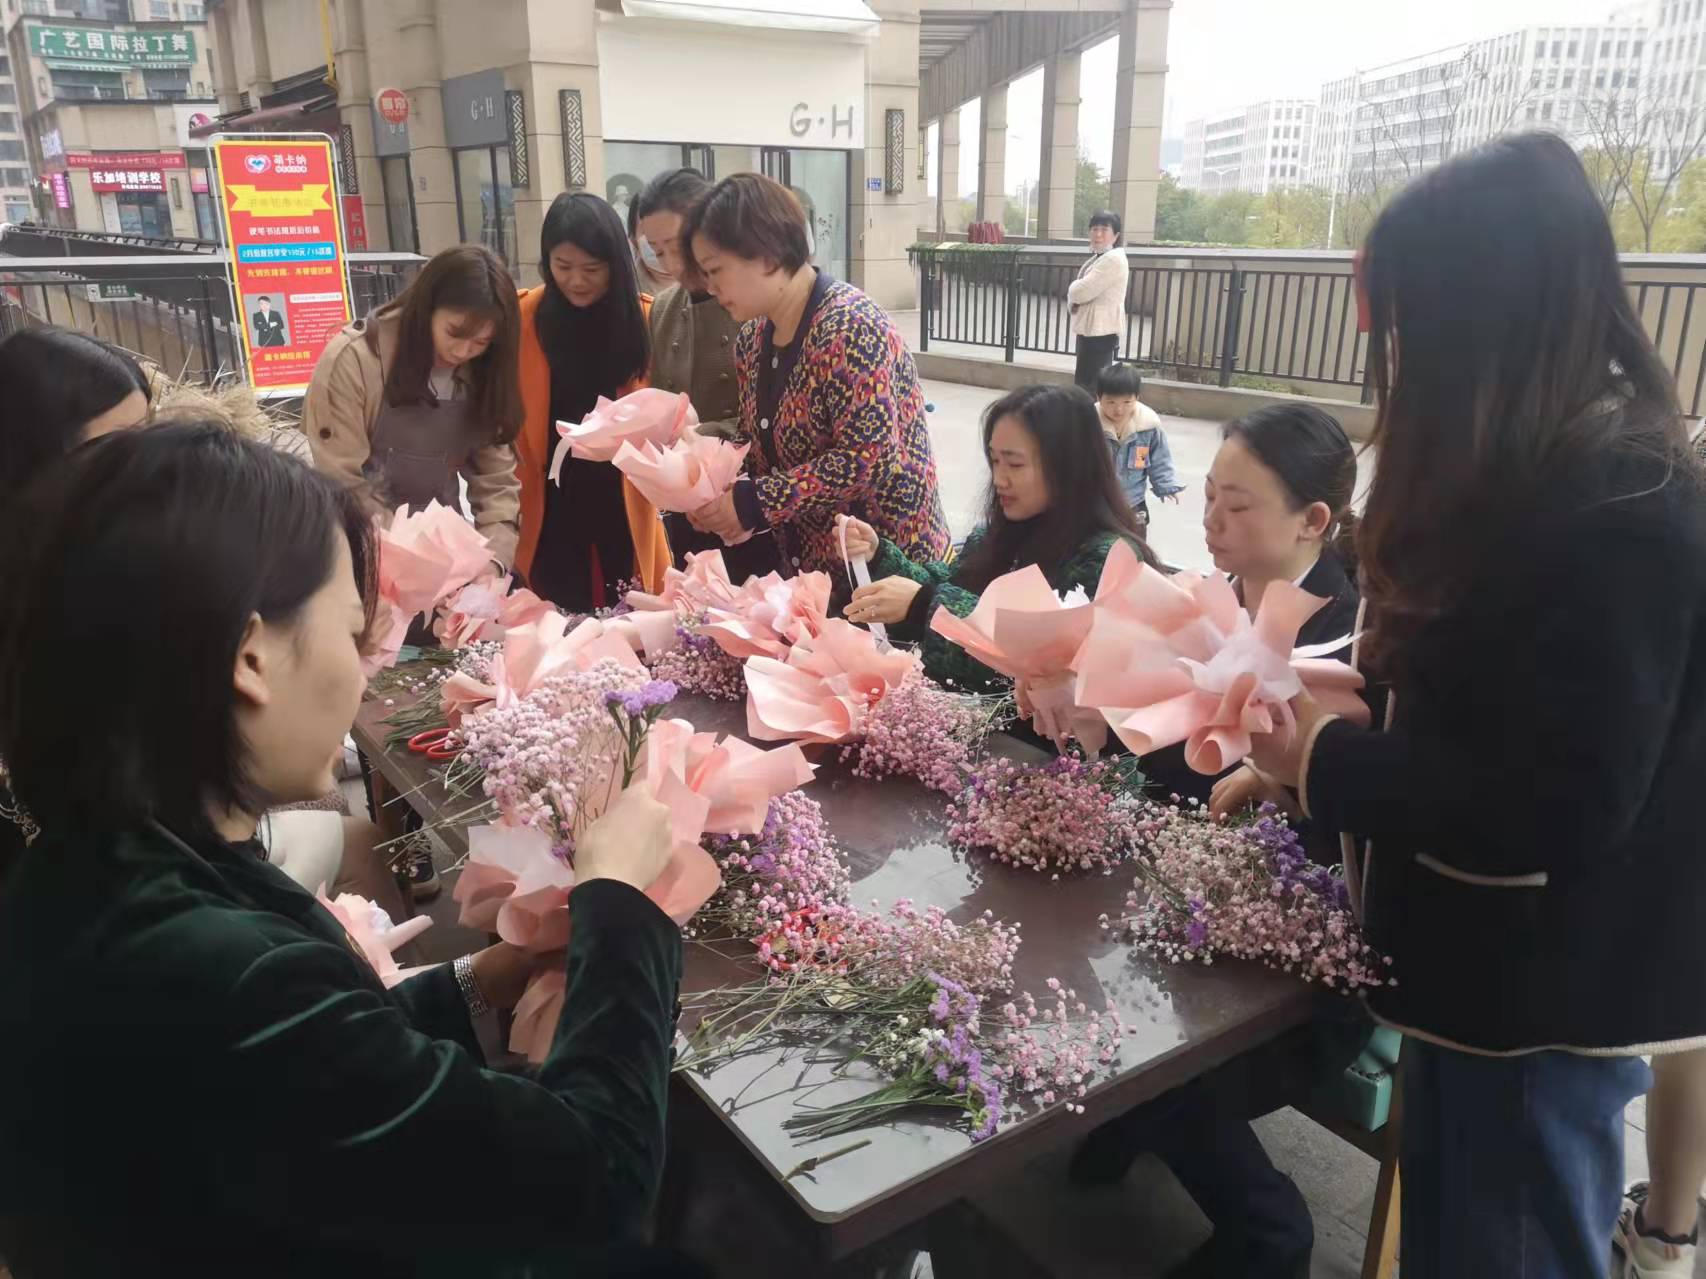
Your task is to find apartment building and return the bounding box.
[1311,19,1648,193]
[1181,98,1315,194]
[1647,0,1706,172]
[0,40,26,221]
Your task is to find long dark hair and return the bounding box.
[1357,132,1688,674]
[536,192,649,390]
[0,327,150,498]
[1222,404,1359,575]
[0,423,377,844]
[368,244,523,444]
[953,384,1156,593]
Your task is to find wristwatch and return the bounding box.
[451,953,490,1019]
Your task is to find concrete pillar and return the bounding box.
[393,0,457,258]
[847,0,924,311]
[1108,0,1170,244]
[937,108,960,233]
[210,4,241,115]
[242,0,273,99]
[512,1,603,286]
[332,0,387,250]
[977,82,1007,226]
[1038,51,1081,241]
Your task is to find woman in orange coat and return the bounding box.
[514,192,670,610]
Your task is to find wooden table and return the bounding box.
[353,689,1321,1261]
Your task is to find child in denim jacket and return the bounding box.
[1096,363,1182,526]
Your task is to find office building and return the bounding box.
[1180,98,1314,194]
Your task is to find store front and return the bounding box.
[444,70,516,269]
[68,150,186,239]
[596,10,868,283]
[373,103,417,254]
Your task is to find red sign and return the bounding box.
[49,171,70,210]
[341,194,368,251]
[212,137,353,396]
[90,167,166,192]
[66,151,187,171]
[375,87,410,126]
[190,168,209,194]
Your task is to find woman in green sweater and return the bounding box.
[841,383,1156,692]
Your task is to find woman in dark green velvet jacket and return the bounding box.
[0,424,687,1277]
[841,383,1157,694]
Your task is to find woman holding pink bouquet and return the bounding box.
[0,424,691,1274]
[680,173,951,585]
[1253,133,1706,1276]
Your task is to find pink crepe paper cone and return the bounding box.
[441,613,648,726]
[612,434,751,530]
[624,548,742,617]
[699,570,832,660]
[509,967,565,1063]
[378,501,493,613]
[452,823,576,952]
[362,598,413,678]
[604,609,682,660]
[550,388,696,474]
[316,889,433,989]
[743,620,922,744]
[926,565,1097,718]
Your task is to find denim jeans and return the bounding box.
[1400,1038,1651,1278]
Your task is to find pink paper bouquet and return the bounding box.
[550,387,697,473]
[744,619,923,744]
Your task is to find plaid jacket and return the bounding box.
[736,280,950,576]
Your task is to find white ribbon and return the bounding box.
[836,514,889,649]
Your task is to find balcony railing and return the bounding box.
[908,244,1706,417]
[0,245,426,385]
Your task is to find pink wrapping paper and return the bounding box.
[433,577,554,649]
[744,619,923,744]
[623,549,743,617]
[698,570,832,660]
[1073,541,1370,773]
[613,435,752,536]
[509,967,566,1062]
[439,613,645,725]
[550,388,697,474]
[377,501,493,615]
[316,889,434,989]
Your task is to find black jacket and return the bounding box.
[1146,549,1361,806]
[0,822,683,1275]
[1306,449,1706,1054]
[252,309,286,347]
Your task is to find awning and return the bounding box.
[619,0,879,38]
[44,59,132,72]
[191,93,335,138]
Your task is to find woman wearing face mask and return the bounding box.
[305,244,524,570]
[681,173,951,581]
[1069,210,1129,391]
[513,192,670,611]
[1143,403,1362,809]
[628,189,676,298]
[636,167,780,580]
[0,424,687,1274]
[0,331,400,918]
[840,384,1154,693]
[1253,133,1706,1275]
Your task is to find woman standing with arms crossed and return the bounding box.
[513,192,671,610]
[681,173,950,581]
[305,244,524,569]
[1069,210,1129,391]
[1254,132,1706,1276]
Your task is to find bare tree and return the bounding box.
[1578,87,1706,250]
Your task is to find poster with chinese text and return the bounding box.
[212,135,353,396]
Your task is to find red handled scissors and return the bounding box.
[407,728,460,761]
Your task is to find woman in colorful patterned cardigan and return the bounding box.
[839,383,1156,693]
[680,173,951,580]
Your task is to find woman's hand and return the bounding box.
[575,785,674,894]
[1208,765,1298,820]
[839,516,880,562]
[845,576,923,626]
[1248,691,1331,788]
[688,489,744,542]
[467,942,552,1012]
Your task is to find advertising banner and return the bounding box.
[212,135,353,396]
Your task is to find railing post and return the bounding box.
[1003,251,1020,364]
[919,252,932,353]
[197,277,220,382]
[1218,266,1245,388]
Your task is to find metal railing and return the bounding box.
[0,248,426,383]
[909,245,1706,417]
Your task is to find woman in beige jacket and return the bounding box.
[303,244,524,569]
[1068,209,1130,390]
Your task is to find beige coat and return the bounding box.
[646,284,743,440]
[1067,248,1130,338]
[303,311,521,567]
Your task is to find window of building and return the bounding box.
[1602,39,1613,55]
[1545,69,1558,88]
[1569,40,1579,57]
[0,166,25,186]
[453,146,515,268]
[149,0,170,15]
[381,154,418,253]
[1535,40,1546,58]
[1551,40,1563,57]
[1612,70,1624,87]
[50,70,125,101]
[1617,40,1627,56]
[0,140,21,161]
[1542,101,1554,120]
[1595,69,1607,87]
[1527,104,1538,119]
[0,56,9,76]
[0,85,13,106]
[142,69,189,101]
[1633,40,1643,58]
[0,111,14,132]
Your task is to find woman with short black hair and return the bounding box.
[1069,209,1128,390]
[681,172,951,580]
[0,424,684,1274]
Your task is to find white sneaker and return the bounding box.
[1615,1183,1699,1278]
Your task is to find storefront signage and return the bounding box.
[212,135,353,396]
[371,104,411,158]
[49,171,70,210]
[791,103,857,140]
[443,70,507,150]
[90,167,165,192]
[40,129,64,161]
[86,282,135,302]
[67,151,188,171]
[341,194,368,251]
[174,105,215,148]
[28,25,197,67]
[375,88,410,126]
